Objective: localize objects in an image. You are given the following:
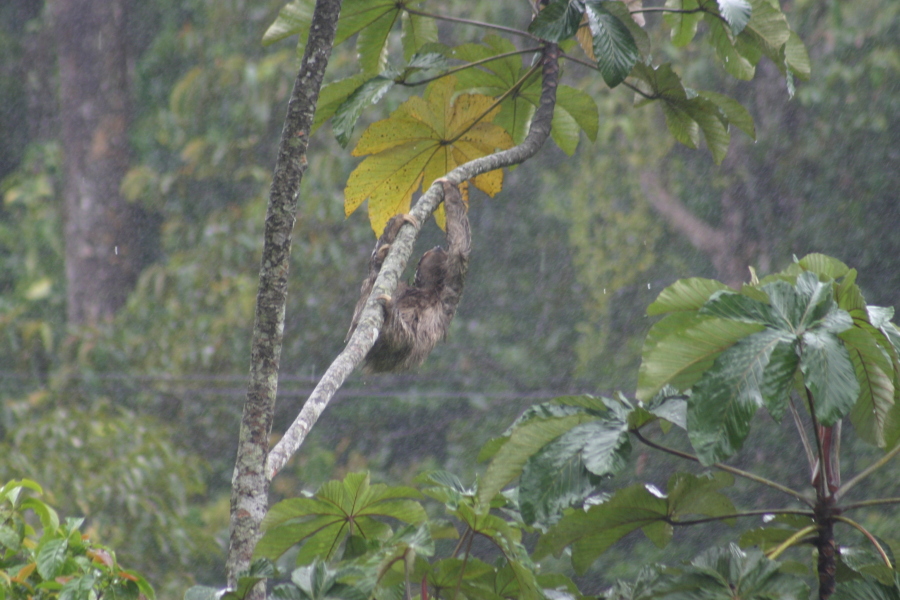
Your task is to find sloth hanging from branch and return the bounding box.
[346,179,471,372]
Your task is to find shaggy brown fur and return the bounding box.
[347,180,471,372]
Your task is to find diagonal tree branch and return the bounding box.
[266,42,561,479]
[640,170,727,255]
[227,0,342,590]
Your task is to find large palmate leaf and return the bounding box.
[641,255,900,462]
[477,412,595,506]
[528,0,585,42]
[518,399,631,526]
[255,472,426,564]
[345,75,513,234]
[664,544,810,600]
[687,329,798,464]
[584,0,640,88]
[638,312,763,402]
[453,36,599,153]
[535,483,669,574]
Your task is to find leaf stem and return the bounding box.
[401,48,542,87]
[835,442,900,501]
[842,497,900,511]
[446,62,542,145]
[451,530,475,600]
[559,53,655,100]
[766,525,820,560]
[672,508,814,526]
[789,396,817,475]
[632,429,813,506]
[805,387,829,498]
[403,7,539,40]
[834,515,893,568]
[631,5,730,28]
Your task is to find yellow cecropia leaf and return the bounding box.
[345,75,514,234]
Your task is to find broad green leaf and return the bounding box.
[429,557,494,587]
[478,413,595,505]
[801,328,860,426]
[683,96,731,163]
[36,537,68,580]
[763,272,847,333]
[401,12,437,62]
[262,0,314,46]
[708,16,756,80]
[832,577,900,600]
[759,336,800,421]
[518,427,604,526]
[688,329,796,464]
[673,544,810,600]
[334,0,397,46]
[667,471,735,522]
[839,546,897,586]
[256,473,425,562]
[699,91,756,139]
[784,31,811,80]
[557,86,599,142]
[638,313,763,401]
[333,74,398,147]
[19,496,59,532]
[585,0,640,88]
[630,61,689,106]
[185,586,222,600]
[844,327,897,447]
[735,0,790,71]
[646,388,688,430]
[798,253,849,279]
[528,0,585,42]
[535,484,669,574]
[356,9,398,75]
[550,103,582,156]
[716,0,752,36]
[648,277,730,315]
[837,271,866,312]
[602,1,651,58]
[518,412,633,526]
[662,101,700,148]
[665,0,702,46]
[701,290,783,328]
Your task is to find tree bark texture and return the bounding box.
[53,0,146,324]
[266,43,561,479]
[226,0,342,591]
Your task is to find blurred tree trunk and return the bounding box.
[53,0,149,325]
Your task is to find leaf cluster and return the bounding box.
[0,479,154,600]
[261,0,811,233]
[189,471,582,600]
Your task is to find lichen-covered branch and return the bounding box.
[266,43,560,479]
[226,0,341,590]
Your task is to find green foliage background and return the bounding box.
[0,0,898,595]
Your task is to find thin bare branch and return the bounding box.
[835,442,900,501]
[404,7,538,40]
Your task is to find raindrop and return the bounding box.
[647,282,651,290]
[114,246,118,255]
